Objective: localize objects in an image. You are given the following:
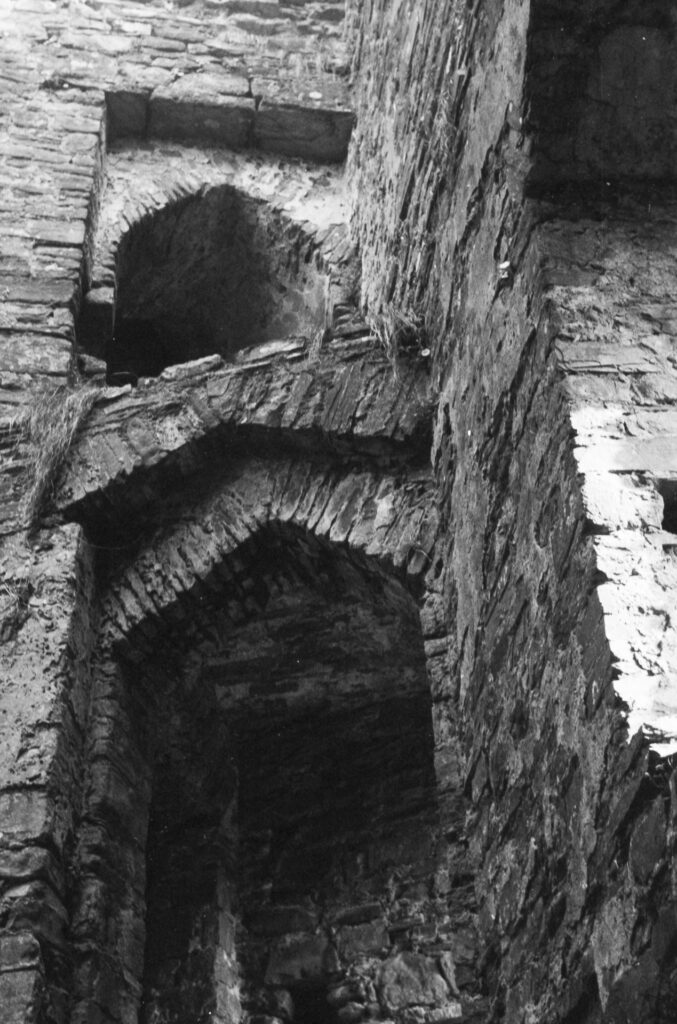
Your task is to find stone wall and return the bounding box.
[3,1,677,1023]
[0,3,361,1022]
[66,490,467,1023]
[81,144,355,375]
[347,0,677,1021]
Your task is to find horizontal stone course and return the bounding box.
[148,89,256,147]
[254,101,354,162]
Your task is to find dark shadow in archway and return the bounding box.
[108,186,330,380]
[132,524,440,1024]
[525,0,677,190]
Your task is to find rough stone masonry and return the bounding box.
[1,1,677,1023]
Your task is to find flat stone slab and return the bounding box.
[149,93,255,146]
[254,101,354,163]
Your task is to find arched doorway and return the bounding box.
[70,523,457,1024]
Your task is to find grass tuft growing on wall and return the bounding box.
[366,304,430,370]
[18,385,98,530]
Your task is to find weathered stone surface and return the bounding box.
[379,954,450,1012]
[628,796,666,886]
[254,102,354,163]
[0,970,41,1024]
[0,932,41,972]
[425,1004,462,1023]
[264,934,333,985]
[337,1001,365,1023]
[348,1,677,1021]
[3,2,677,1024]
[336,921,389,959]
[330,902,383,926]
[328,979,367,1007]
[149,86,255,146]
[0,335,71,376]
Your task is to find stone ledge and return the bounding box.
[107,88,354,162]
[148,90,256,148]
[55,337,432,524]
[254,101,354,162]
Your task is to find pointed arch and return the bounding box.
[69,469,452,1024]
[98,456,437,656]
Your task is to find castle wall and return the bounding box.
[2,1,677,1022]
[0,4,354,1021]
[347,0,677,1020]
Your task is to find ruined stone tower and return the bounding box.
[1,1,677,1022]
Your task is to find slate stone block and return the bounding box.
[254,102,354,163]
[379,953,450,1012]
[149,90,255,147]
[0,969,40,1024]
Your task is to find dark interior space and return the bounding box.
[234,694,440,1017]
[140,669,237,1024]
[287,982,337,1024]
[137,532,441,1024]
[657,478,677,535]
[106,185,328,380]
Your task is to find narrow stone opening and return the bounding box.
[657,478,677,535]
[107,185,329,381]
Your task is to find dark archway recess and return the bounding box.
[108,185,330,380]
[140,530,440,1024]
[525,0,677,189]
[77,525,452,1024]
[234,693,440,1024]
[138,677,237,1024]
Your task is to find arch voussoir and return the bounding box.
[100,457,438,653]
